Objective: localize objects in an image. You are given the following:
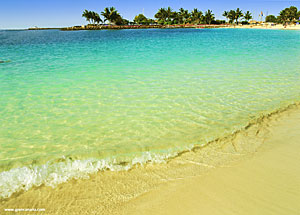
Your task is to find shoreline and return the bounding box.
[122,104,300,215]
[0,101,299,199]
[28,24,227,31]
[1,102,299,214]
[225,24,300,30]
[26,24,300,31]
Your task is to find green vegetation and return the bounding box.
[82,10,103,24]
[235,8,243,24]
[222,11,229,23]
[82,7,128,26]
[226,10,235,24]
[223,8,249,24]
[191,9,203,24]
[81,7,221,27]
[265,6,300,24]
[101,7,129,25]
[178,8,191,24]
[265,15,277,23]
[277,6,300,24]
[80,6,300,27]
[154,7,216,25]
[244,11,253,22]
[134,14,145,24]
[204,10,215,25]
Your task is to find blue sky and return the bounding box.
[0,0,299,29]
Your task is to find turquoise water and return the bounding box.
[0,28,300,198]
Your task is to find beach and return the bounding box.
[122,104,300,215]
[1,28,300,214]
[226,24,300,30]
[1,3,300,214]
[1,104,299,214]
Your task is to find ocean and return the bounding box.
[0,28,300,198]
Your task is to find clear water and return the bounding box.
[0,28,300,198]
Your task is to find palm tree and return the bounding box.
[172,12,180,24]
[223,11,229,23]
[114,16,127,25]
[235,8,243,24]
[243,11,252,22]
[155,8,167,24]
[204,10,215,24]
[165,7,174,24]
[109,7,120,24]
[101,7,110,23]
[101,7,120,24]
[178,8,190,24]
[178,8,185,24]
[228,10,236,24]
[93,12,103,25]
[82,10,92,24]
[82,10,102,25]
[191,8,203,24]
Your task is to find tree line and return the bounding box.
[82,7,129,25]
[222,9,252,24]
[265,6,300,24]
[82,7,219,25]
[153,7,217,25]
[82,6,300,26]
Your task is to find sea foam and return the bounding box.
[0,151,177,199]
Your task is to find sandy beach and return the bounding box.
[1,103,300,214]
[226,24,300,30]
[121,104,300,215]
[1,2,300,215]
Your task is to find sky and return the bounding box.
[0,0,299,29]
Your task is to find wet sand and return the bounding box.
[1,103,300,214]
[122,105,300,215]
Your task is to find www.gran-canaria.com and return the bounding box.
[4,208,45,212]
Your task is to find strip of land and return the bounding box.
[28,24,300,31]
[28,24,227,31]
[226,24,300,30]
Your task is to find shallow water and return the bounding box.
[0,28,300,198]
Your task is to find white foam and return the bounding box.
[0,151,178,199]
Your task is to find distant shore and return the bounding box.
[226,23,300,30]
[28,23,300,31]
[28,24,228,31]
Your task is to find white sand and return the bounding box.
[225,24,300,30]
[121,106,300,215]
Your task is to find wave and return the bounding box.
[0,151,178,199]
[1,102,299,199]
